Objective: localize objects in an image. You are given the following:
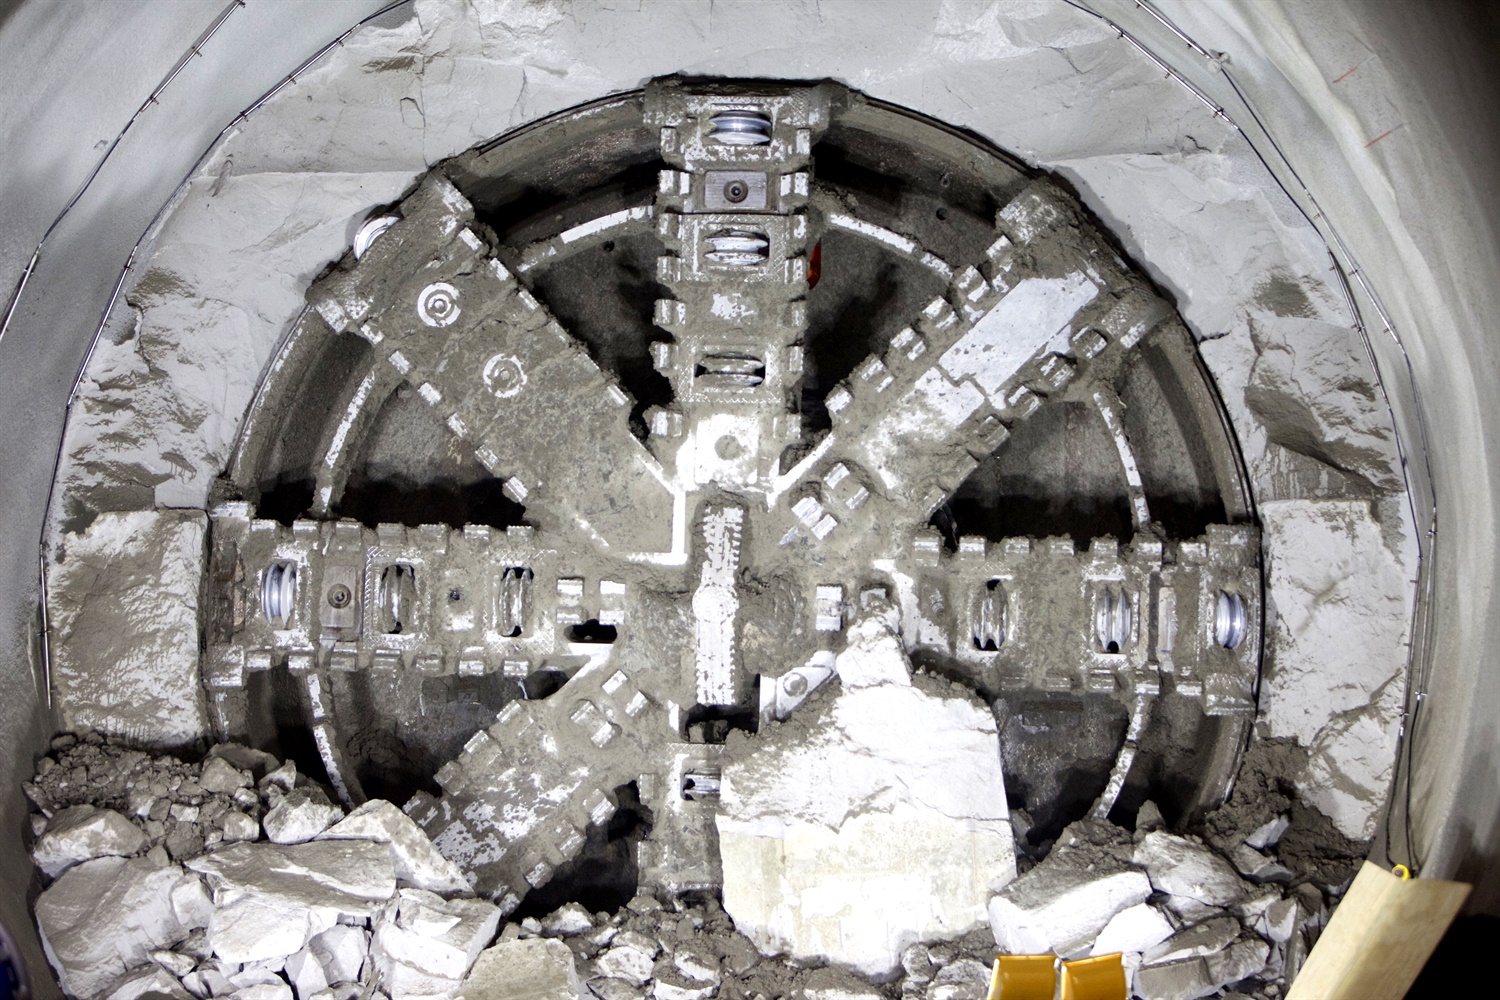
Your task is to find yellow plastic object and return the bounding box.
[988,955,1057,1000]
[1059,953,1128,1000]
[1392,863,1412,880]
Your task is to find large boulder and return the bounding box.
[32,804,148,878]
[371,888,501,998]
[35,855,187,998]
[717,614,1015,978]
[186,840,395,964]
[459,938,580,1000]
[318,799,469,894]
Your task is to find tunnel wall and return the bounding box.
[0,1,1496,993]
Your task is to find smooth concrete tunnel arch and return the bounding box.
[1,2,1497,996]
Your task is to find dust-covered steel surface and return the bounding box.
[211,80,1261,919]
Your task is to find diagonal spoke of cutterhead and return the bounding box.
[306,173,679,561]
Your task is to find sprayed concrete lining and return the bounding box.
[0,0,1497,994]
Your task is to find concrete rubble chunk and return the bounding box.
[1134,831,1248,907]
[372,888,501,998]
[925,959,991,1000]
[719,660,1014,977]
[31,803,148,878]
[99,963,194,1000]
[309,988,362,1000]
[459,938,580,1000]
[318,799,469,895]
[1143,916,1239,965]
[309,924,368,986]
[186,841,395,963]
[35,855,187,998]
[989,856,1151,958]
[1089,902,1174,956]
[263,789,344,845]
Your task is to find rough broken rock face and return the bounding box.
[26,38,1422,1000]
[717,620,1016,976]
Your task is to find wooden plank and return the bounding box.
[1286,861,1470,999]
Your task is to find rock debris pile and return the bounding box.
[24,733,1345,1000]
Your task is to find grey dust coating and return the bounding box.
[212,79,1259,912]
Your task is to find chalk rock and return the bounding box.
[718,668,1014,977]
[925,959,992,1000]
[35,855,187,998]
[1133,957,1214,1000]
[170,872,215,930]
[539,902,596,938]
[222,811,260,843]
[671,949,720,985]
[1143,916,1239,965]
[310,924,369,986]
[31,804,148,878]
[1258,500,1411,840]
[230,983,294,1000]
[45,510,211,747]
[286,948,330,1000]
[1204,934,1271,985]
[1228,844,1295,883]
[210,743,283,781]
[1245,316,1403,492]
[1136,932,1270,1000]
[588,977,649,1000]
[459,938,580,1000]
[1090,903,1174,956]
[318,799,468,894]
[98,963,194,1000]
[263,789,343,845]
[989,861,1151,958]
[834,605,910,688]
[372,888,501,998]
[653,982,714,1000]
[1134,832,1247,907]
[187,840,395,963]
[150,948,197,978]
[1244,815,1289,850]
[201,755,253,795]
[596,943,656,986]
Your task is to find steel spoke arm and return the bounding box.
[306,174,680,560]
[771,181,1174,551]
